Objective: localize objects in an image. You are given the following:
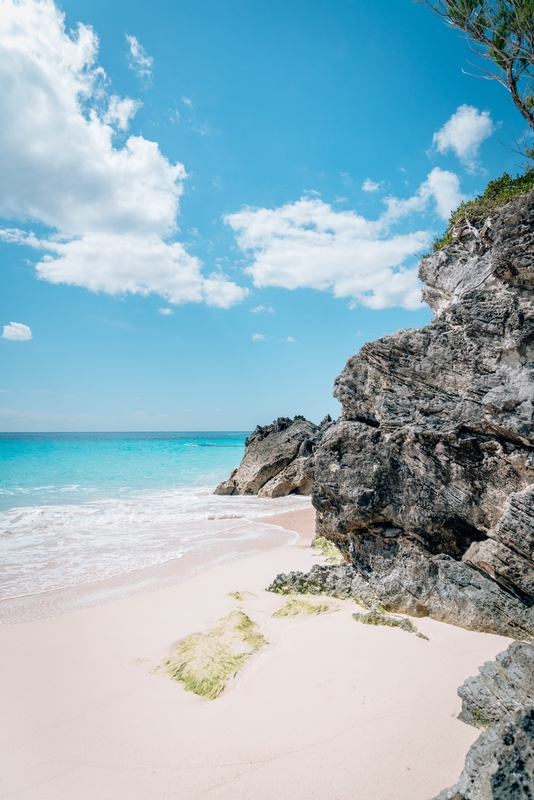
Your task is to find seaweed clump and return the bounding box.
[272,596,338,617]
[353,607,428,639]
[159,610,267,699]
[433,168,534,251]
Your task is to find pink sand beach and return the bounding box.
[0,508,511,800]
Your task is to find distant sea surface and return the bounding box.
[0,432,311,606]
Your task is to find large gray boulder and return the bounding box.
[308,190,534,633]
[458,641,534,730]
[433,642,534,799]
[434,707,534,800]
[215,415,331,497]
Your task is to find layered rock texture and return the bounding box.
[256,192,534,798]
[434,642,534,800]
[458,641,534,730]
[264,192,534,797]
[215,415,331,497]
[304,190,534,637]
[434,707,534,800]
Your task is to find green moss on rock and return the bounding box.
[353,607,428,639]
[311,535,345,564]
[471,708,494,730]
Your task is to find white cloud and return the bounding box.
[252,333,268,341]
[285,336,297,342]
[226,168,466,311]
[103,95,141,131]
[227,200,425,310]
[2,322,33,341]
[362,178,382,192]
[182,97,193,107]
[126,34,153,81]
[158,307,173,315]
[0,0,246,310]
[433,105,494,172]
[251,304,275,313]
[421,168,466,219]
[384,167,465,222]
[227,167,467,311]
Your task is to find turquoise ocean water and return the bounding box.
[0,433,310,604]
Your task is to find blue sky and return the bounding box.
[0,0,531,431]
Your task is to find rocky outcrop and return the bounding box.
[433,707,534,800]
[458,641,534,730]
[308,190,534,634]
[215,415,331,497]
[266,560,534,639]
[432,641,534,800]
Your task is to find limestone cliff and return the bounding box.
[273,190,534,637]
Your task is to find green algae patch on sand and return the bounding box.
[159,610,268,700]
[228,590,256,601]
[272,596,338,618]
[353,607,429,640]
[311,535,344,564]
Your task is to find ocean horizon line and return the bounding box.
[0,430,253,437]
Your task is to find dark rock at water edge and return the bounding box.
[310,190,534,633]
[215,414,331,497]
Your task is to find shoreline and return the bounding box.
[0,508,512,799]
[0,505,312,625]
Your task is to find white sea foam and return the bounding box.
[0,487,311,599]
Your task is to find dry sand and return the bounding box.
[0,508,512,800]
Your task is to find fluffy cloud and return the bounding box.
[433,105,494,172]
[103,95,141,131]
[0,0,246,309]
[2,322,33,341]
[126,34,153,81]
[384,167,465,222]
[226,168,463,311]
[252,333,268,341]
[362,178,382,192]
[158,307,173,315]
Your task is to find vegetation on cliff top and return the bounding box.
[416,3,534,251]
[432,167,534,251]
